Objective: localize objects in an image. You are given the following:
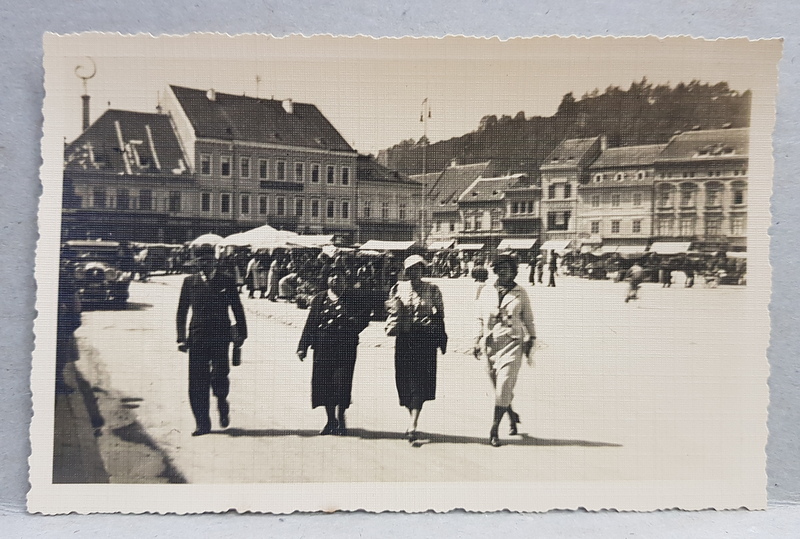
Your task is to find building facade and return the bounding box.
[579,144,666,251]
[355,155,421,243]
[456,174,526,250]
[652,128,748,252]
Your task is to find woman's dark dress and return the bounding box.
[298,291,370,408]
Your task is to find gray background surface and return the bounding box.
[1,0,798,535]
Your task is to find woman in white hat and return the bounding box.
[385,254,447,442]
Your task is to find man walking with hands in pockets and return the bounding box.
[474,253,537,447]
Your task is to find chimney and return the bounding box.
[81,94,90,132]
[206,88,216,101]
[282,98,293,114]
[599,134,607,151]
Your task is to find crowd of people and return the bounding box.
[175,247,537,447]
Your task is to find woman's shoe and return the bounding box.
[335,418,347,436]
[405,430,418,443]
[508,409,520,435]
[320,420,338,435]
[490,435,501,447]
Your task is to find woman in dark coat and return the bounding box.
[297,269,370,435]
[385,255,447,442]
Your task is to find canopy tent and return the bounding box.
[359,240,417,251]
[427,240,456,250]
[497,238,537,250]
[287,234,335,248]
[540,239,572,252]
[616,245,648,255]
[580,244,601,254]
[219,225,298,250]
[456,243,485,251]
[580,236,603,245]
[649,241,692,255]
[189,233,224,247]
[321,244,355,258]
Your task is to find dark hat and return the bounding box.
[493,252,518,269]
[192,244,216,259]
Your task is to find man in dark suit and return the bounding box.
[176,245,247,436]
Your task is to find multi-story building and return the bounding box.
[539,136,604,244]
[414,160,494,246]
[457,174,526,250]
[163,85,360,242]
[652,128,748,252]
[62,109,195,242]
[579,143,666,253]
[355,155,421,243]
[501,174,543,245]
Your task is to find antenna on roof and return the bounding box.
[75,57,96,132]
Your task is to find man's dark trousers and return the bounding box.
[188,340,230,431]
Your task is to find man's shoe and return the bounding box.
[335,417,347,436]
[192,426,211,437]
[320,420,338,435]
[219,401,230,429]
[490,435,501,447]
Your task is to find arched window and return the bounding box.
[731,180,747,206]
[679,182,697,207]
[657,184,674,208]
[705,181,723,207]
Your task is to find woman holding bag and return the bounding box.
[385,255,447,442]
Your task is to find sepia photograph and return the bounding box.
[30,33,780,513]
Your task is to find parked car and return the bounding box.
[65,240,134,308]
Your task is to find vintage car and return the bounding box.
[65,240,134,307]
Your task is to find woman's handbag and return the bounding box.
[384,296,409,336]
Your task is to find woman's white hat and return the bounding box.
[403,254,429,269]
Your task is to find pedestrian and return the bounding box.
[56,250,81,395]
[471,260,490,300]
[659,256,672,288]
[474,253,536,447]
[624,261,644,303]
[547,250,558,287]
[528,253,537,285]
[536,255,544,284]
[296,268,371,435]
[176,244,247,436]
[385,254,447,442]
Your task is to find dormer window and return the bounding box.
[615,172,624,182]
[636,171,645,180]
[593,173,603,183]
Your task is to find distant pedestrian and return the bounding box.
[176,245,247,436]
[474,253,536,447]
[536,256,544,284]
[624,261,644,303]
[471,261,489,300]
[385,255,447,442]
[547,251,558,287]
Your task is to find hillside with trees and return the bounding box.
[379,79,751,178]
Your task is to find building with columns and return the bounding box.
[652,128,748,252]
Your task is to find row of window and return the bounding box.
[657,182,746,208]
[509,201,537,214]
[587,193,644,208]
[659,169,746,179]
[590,219,643,235]
[655,216,746,237]
[199,154,351,185]
[592,170,649,183]
[202,192,350,219]
[360,201,409,221]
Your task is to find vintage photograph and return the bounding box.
[30,34,779,513]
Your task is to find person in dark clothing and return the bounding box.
[56,254,81,395]
[385,255,447,442]
[547,251,558,287]
[297,269,370,435]
[176,245,247,436]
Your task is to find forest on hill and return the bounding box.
[379,79,751,178]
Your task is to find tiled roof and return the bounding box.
[169,85,355,152]
[656,128,749,163]
[416,161,493,207]
[459,174,524,203]
[356,155,419,185]
[589,144,668,169]
[541,136,602,170]
[64,109,190,177]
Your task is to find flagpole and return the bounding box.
[421,98,430,245]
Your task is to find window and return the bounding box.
[527,201,535,213]
[139,189,152,211]
[632,220,642,233]
[276,196,285,216]
[615,172,624,182]
[564,183,572,199]
[200,154,212,175]
[548,184,556,199]
[327,200,335,219]
[341,166,350,186]
[658,184,674,207]
[259,159,268,179]
[168,191,181,212]
[259,196,267,215]
[611,194,621,207]
[705,217,722,237]
[116,189,130,210]
[449,222,455,232]
[679,217,695,237]
[511,202,519,214]
[341,200,350,219]
[680,184,696,207]
[381,202,389,220]
[311,199,320,218]
[464,217,472,231]
[295,162,304,182]
[611,220,620,234]
[706,184,721,206]
[311,163,320,183]
[633,193,642,206]
[591,195,600,208]
[201,192,211,212]
[731,216,746,236]
[221,155,231,177]
[656,218,674,237]
[92,188,106,209]
[637,171,645,180]
[327,165,335,184]
[590,221,600,234]
[240,157,250,178]
[399,204,407,220]
[732,181,746,205]
[276,161,286,181]
[220,193,231,214]
[240,194,250,215]
[475,216,483,230]
[295,198,303,217]
[547,211,571,231]
[363,200,371,218]
[593,173,602,183]
[435,221,441,232]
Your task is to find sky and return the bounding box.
[44,35,773,155]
